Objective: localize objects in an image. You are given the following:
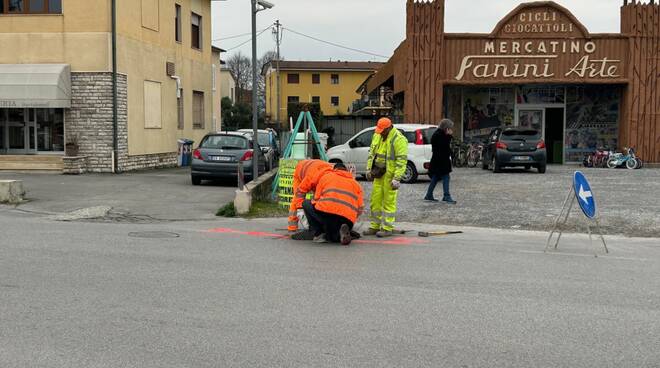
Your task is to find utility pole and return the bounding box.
[273,20,282,130]
[251,0,259,181]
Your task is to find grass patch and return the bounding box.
[216,202,236,217]
[215,200,287,218]
[246,201,288,218]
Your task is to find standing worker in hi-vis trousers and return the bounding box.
[364,117,408,237]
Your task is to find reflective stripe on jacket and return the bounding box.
[366,128,409,181]
[311,170,364,224]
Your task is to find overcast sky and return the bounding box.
[211,0,623,62]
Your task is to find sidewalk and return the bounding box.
[0,168,236,222]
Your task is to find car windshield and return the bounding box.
[501,129,541,141]
[200,135,248,150]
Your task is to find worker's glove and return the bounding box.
[391,179,401,190]
[366,171,373,181]
[297,209,309,230]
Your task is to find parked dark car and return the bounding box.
[238,129,280,170]
[191,132,266,185]
[482,128,547,173]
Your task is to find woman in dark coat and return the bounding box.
[424,119,456,204]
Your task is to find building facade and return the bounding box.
[219,67,236,103]
[363,0,660,164]
[263,61,383,127]
[0,0,217,172]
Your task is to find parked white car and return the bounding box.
[326,124,437,183]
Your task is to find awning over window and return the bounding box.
[0,64,71,108]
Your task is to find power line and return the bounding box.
[213,27,270,42]
[224,27,270,51]
[282,27,389,59]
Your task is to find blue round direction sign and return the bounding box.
[573,171,596,219]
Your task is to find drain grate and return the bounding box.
[128,231,180,239]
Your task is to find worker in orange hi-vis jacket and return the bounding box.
[287,159,333,233]
[291,164,364,246]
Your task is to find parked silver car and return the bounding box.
[191,132,266,185]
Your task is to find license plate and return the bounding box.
[512,156,531,161]
[209,156,232,162]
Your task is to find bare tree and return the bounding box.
[226,52,252,104]
[258,50,279,114]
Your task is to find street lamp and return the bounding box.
[251,0,274,180]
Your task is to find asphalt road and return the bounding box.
[2,208,659,368]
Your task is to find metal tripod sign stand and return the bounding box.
[270,110,328,200]
[545,171,608,255]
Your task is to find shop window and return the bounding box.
[517,86,565,104]
[565,86,620,163]
[463,86,515,142]
[193,91,204,129]
[177,92,184,130]
[175,4,182,42]
[312,74,320,84]
[287,73,299,84]
[37,108,64,152]
[1,0,61,14]
[191,12,202,50]
[144,81,163,129]
[330,74,339,85]
[331,96,339,106]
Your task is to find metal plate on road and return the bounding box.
[573,171,596,219]
[128,231,180,239]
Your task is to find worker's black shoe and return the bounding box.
[339,224,352,246]
[350,230,361,239]
[291,230,314,241]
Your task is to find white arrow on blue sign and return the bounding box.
[573,171,596,219]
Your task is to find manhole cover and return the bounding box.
[128,231,180,239]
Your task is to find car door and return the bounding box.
[346,129,375,173]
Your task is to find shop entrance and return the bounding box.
[0,108,64,155]
[515,106,564,164]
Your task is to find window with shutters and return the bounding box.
[287,73,299,84]
[191,12,202,50]
[312,96,320,104]
[330,74,340,85]
[287,96,299,104]
[193,91,204,129]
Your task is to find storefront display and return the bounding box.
[462,87,514,141]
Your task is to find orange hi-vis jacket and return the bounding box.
[302,169,365,224]
[287,159,333,231]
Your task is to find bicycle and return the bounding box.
[466,142,483,168]
[607,147,640,169]
[451,140,469,167]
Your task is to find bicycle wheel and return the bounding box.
[607,158,618,169]
[467,151,477,167]
[626,158,637,169]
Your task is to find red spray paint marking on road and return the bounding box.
[205,227,428,245]
[206,227,289,239]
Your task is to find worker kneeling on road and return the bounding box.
[287,159,334,233]
[292,164,364,245]
[365,117,408,238]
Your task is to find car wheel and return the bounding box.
[492,157,502,173]
[191,175,202,185]
[401,162,418,184]
[537,164,546,174]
